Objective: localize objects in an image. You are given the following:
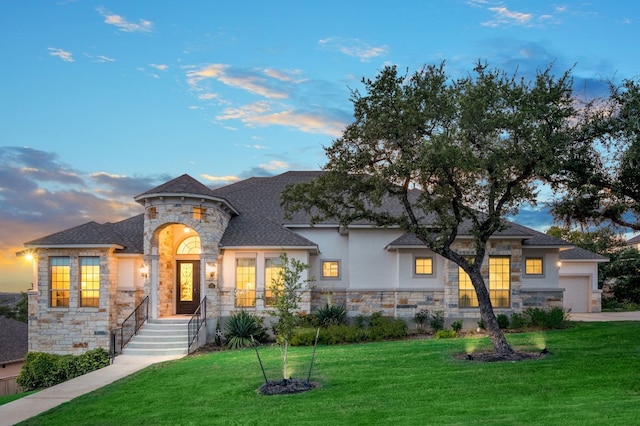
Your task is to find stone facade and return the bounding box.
[28,248,113,355]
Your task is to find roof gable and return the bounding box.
[135,174,217,199]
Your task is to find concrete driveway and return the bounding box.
[569,311,640,321]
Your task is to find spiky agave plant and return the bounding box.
[224,310,268,349]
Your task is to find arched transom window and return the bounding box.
[177,235,201,254]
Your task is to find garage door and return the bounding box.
[561,276,590,313]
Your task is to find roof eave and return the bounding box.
[23,244,125,250]
[134,192,239,215]
[220,244,319,255]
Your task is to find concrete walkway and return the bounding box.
[569,311,640,322]
[0,354,183,426]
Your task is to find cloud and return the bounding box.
[318,37,388,61]
[48,47,74,62]
[0,147,175,284]
[186,64,290,99]
[244,110,346,137]
[259,160,290,171]
[84,53,116,63]
[97,7,153,33]
[149,64,169,71]
[200,174,240,185]
[483,6,534,27]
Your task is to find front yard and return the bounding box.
[16,321,640,425]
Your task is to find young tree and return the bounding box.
[267,252,313,379]
[283,62,579,356]
[552,79,640,231]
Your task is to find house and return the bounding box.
[0,317,28,396]
[627,235,640,250]
[22,172,607,355]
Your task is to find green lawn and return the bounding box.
[17,322,640,425]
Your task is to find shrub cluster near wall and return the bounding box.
[291,310,408,346]
[17,348,110,390]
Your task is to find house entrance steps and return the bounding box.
[121,317,190,357]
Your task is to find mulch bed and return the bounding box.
[257,378,318,395]
[457,350,548,362]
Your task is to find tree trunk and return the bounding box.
[470,271,515,355]
[283,339,289,379]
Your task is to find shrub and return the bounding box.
[321,324,369,344]
[451,319,463,333]
[315,304,347,327]
[75,348,110,375]
[17,348,111,391]
[224,310,269,349]
[435,329,457,339]
[414,309,430,330]
[496,313,510,329]
[477,319,485,330]
[509,312,527,329]
[429,310,445,332]
[290,327,320,346]
[18,352,59,390]
[525,308,548,327]
[546,307,569,328]
[368,314,408,341]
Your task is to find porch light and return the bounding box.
[139,265,149,279]
[206,263,217,280]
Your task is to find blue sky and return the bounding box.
[1,0,639,292]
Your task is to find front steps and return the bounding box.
[121,318,190,356]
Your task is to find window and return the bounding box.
[80,257,100,307]
[415,257,433,275]
[264,257,283,306]
[489,257,510,308]
[193,206,206,220]
[458,257,510,309]
[235,258,256,307]
[147,206,157,219]
[525,258,543,275]
[177,235,201,255]
[50,257,70,307]
[322,260,340,279]
[458,265,478,308]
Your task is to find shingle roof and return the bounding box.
[560,247,609,261]
[628,235,640,244]
[0,317,27,364]
[386,220,572,248]
[25,214,144,253]
[135,173,218,199]
[22,171,592,254]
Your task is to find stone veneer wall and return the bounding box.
[158,225,174,317]
[141,197,230,319]
[29,248,113,355]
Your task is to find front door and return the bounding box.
[176,260,200,314]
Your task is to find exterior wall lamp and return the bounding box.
[139,264,149,279]
[206,263,217,281]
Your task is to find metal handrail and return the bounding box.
[110,295,149,359]
[187,296,207,353]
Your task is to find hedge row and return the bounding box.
[17,348,110,390]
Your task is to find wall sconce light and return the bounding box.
[557,261,562,268]
[139,265,149,279]
[206,263,217,281]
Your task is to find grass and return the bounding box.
[15,322,640,425]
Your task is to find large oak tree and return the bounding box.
[283,62,580,356]
[552,79,640,231]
